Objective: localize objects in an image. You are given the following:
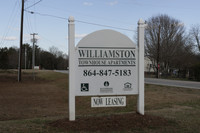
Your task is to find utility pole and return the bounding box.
[25,46,27,69]
[31,33,38,80]
[157,25,161,78]
[18,0,24,82]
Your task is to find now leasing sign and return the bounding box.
[75,30,138,96]
[91,96,126,107]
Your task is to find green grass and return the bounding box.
[0,70,200,133]
[37,70,66,81]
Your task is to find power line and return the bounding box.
[25,10,67,20]
[25,0,42,9]
[25,1,34,33]
[75,20,135,32]
[38,3,135,26]
[0,0,20,46]
[25,10,135,32]
[33,0,38,33]
[24,11,34,34]
[24,0,41,34]
[39,34,65,48]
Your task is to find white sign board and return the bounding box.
[91,96,126,107]
[75,30,138,96]
[68,17,145,121]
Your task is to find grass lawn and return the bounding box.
[0,70,200,133]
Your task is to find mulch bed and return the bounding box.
[49,113,168,132]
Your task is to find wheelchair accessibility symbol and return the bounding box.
[81,83,89,92]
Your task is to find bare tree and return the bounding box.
[190,24,200,52]
[49,46,63,58]
[145,14,186,77]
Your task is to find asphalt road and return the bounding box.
[54,70,200,89]
[54,70,69,74]
[145,78,200,89]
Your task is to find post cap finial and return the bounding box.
[68,16,75,22]
[138,18,145,25]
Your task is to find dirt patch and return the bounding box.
[49,113,168,132]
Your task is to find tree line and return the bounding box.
[145,14,200,81]
[0,44,68,70]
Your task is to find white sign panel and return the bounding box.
[68,18,145,121]
[75,30,138,96]
[91,96,126,107]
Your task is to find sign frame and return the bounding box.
[68,16,145,121]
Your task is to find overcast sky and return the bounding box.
[0,0,200,54]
